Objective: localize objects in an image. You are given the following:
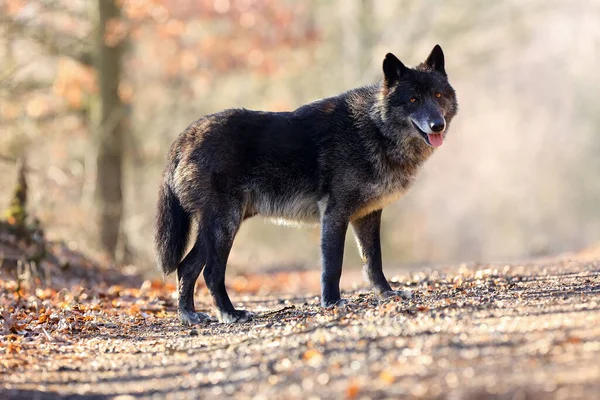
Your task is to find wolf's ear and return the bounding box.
[425,44,446,76]
[383,53,408,87]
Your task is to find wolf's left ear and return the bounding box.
[425,44,446,76]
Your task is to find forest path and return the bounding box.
[1,254,600,399]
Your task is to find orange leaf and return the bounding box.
[346,381,360,399]
[379,370,395,385]
[302,348,323,367]
[303,349,320,361]
[565,336,582,344]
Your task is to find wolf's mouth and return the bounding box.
[411,122,444,148]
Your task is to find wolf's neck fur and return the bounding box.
[344,82,434,178]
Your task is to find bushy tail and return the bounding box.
[154,182,190,275]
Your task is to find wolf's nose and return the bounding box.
[430,120,445,132]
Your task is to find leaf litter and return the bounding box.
[1,222,600,399]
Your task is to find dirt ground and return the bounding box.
[1,232,600,399]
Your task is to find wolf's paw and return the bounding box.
[218,309,254,324]
[179,310,213,326]
[381,290,413,300]
[322,298,349,309]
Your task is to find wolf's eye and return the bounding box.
[410,98,417,103]
[436,93,442,98]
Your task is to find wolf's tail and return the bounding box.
[154,181,190,275]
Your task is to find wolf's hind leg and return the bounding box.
[351,210,401,297]
[177,234,212,325]
[202,201,253,323]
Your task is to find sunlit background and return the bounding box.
[1,0,599,273]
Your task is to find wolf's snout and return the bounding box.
[429,119,446,133]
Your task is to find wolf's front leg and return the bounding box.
[351,209,410,299]
[320,208,349,308]
[351,209,391,293]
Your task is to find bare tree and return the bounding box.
[94,0,126,261]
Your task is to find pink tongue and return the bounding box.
[428,133,444,148]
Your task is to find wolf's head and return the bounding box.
[378,45,458,148]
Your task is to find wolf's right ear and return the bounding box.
[383,53,408,87]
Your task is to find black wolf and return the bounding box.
[155,45,458,324]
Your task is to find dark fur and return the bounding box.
[155,45,458,324]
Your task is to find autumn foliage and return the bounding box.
[2,0,318,118]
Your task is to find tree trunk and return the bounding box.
[94,0,126,261]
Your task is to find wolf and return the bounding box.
[155,45,458,325]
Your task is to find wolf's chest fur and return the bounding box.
[352,186,406,220]
[351,167,412,220]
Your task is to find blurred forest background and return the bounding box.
[1,0,599,274]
